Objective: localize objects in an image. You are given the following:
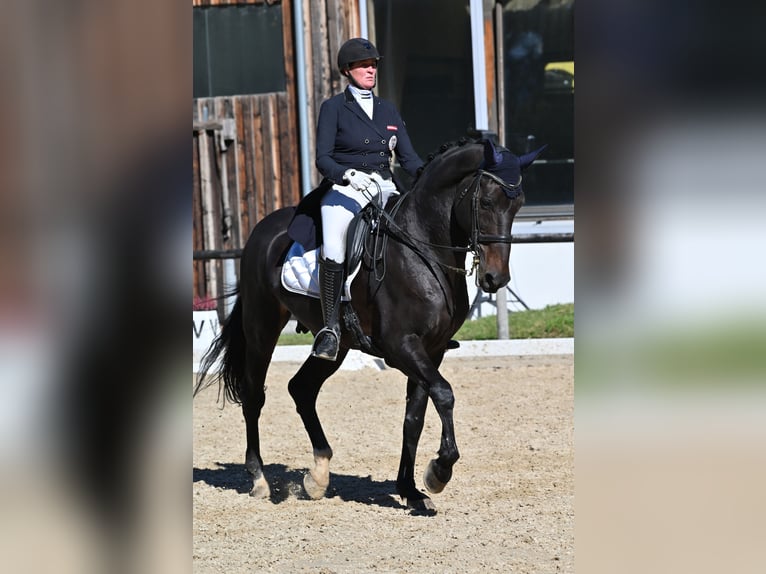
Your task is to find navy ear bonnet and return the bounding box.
[480,139,546,197]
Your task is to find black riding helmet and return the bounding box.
[337,38,381,74]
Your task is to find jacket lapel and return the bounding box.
[343,88,385,138]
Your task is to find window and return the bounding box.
[373,0,474,159]
[502,0,574,212]
[373,0,573,213]
[193,4,285,98]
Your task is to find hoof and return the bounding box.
[402,494,437,515]
[249,475,271,499]
[398,484,437,514]
[303,471,329,500]
[423,459,449,494]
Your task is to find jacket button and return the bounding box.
[362,162,368,167]
[381,139,386,145]
[379,151,385,156]
[364,138,370,144]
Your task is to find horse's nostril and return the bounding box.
[482,271,509,293]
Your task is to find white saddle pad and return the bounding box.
[281,242,357,300]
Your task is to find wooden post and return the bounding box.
[494,1,509,340]
[198,110,219,302]
[484,0,497,134]
[496,288,509,339]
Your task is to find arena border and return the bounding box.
[194,338,573,373]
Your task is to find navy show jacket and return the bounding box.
[315,87,424,184]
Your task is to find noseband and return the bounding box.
[456,169,522,249]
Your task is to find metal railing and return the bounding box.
[193,232,574,261]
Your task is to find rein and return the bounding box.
[366,169,520,277]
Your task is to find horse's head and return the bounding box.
[453,138,545,292]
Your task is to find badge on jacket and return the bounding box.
[388,135,397,151]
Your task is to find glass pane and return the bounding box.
[193,10,210,98]
[373,0,474,159]
[501,0,574,208]
[193,5,285,98]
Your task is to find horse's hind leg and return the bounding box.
[288,349,349,499]
[241,306,290,498]
[240,347,272,498]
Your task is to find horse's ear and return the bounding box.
[482,138,503,168]
[519,145,547,170]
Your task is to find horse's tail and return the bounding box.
[194,295,247,404]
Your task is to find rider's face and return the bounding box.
[347,59,377,90]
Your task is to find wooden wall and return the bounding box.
[192,0,360,305]
[192,0,279,6]
[193,93,297,303]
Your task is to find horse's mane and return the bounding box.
[413,137,478,185]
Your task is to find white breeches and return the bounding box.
[320,173,398,263]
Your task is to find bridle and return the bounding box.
[456,169,522,248]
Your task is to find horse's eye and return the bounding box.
[479,197,493,209]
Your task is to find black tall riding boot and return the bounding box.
[311,258,345,361]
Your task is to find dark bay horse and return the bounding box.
[195,138,544,512]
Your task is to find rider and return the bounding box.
[312,38,424,361]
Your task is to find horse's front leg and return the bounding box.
[288,349,349,500]
[422,381,459,495]
[396,377,435,512]
[397,337,458,502]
